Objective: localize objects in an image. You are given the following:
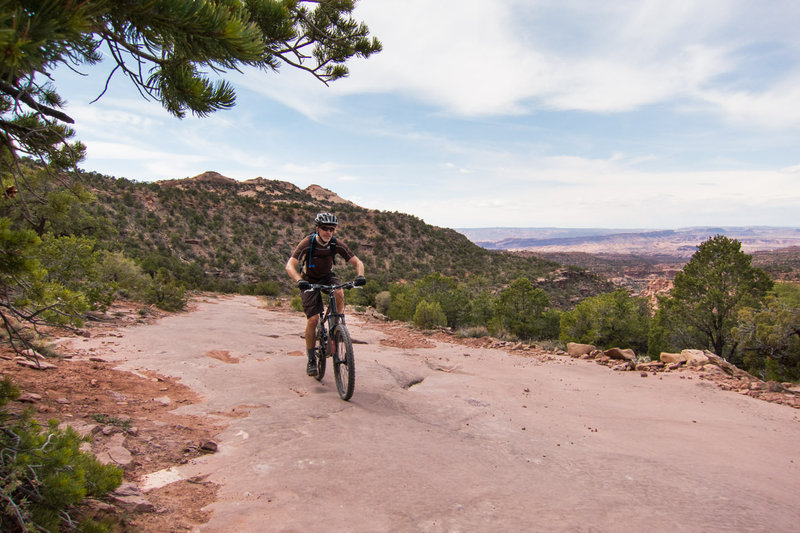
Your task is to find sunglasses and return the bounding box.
[318,225,336,232]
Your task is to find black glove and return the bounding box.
[354,275,366,287]
[297,280,311,291]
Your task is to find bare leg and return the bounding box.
[304,314,320,376]
[305,315,319,350]
[335,288,345,314]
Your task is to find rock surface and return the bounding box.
[6,295,799,532]
[56,295,800,533]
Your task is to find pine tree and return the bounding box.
[494,277,558,341]
[654,235,773,361]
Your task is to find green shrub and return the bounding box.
[347,279,383,308]
[734,292,800,381]
[773,281,800,308]
[413,273,469,328]
[560,289,650,353]
[37,234,116,310]
[375,291,391,315]
[242,281,281,296]
[1,378,123,532]
[457,325,489,338]
[413,300,447,330]
[145,268,187,311]
[97,251,151,300]
[387,284,417,322]
[493,278,558,341]
[466,291,495,328]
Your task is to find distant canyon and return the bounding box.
[456,226,800,258]
[457,226,800,301]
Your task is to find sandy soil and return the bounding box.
[3,294,800,532]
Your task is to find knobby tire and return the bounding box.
[333,325,355,400]
[315,321,327,381]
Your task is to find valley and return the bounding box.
[458,227,800,298]
[457,226,800,257]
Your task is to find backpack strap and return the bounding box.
[302,232,316,273]
[329,235,337,262]
[302,233,337,273]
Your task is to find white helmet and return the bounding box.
[314,212,338,226]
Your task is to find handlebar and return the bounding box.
[303,280,362,293]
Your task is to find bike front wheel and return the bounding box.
[332,325,355,400]
[315,322,327,381]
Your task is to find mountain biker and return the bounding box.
[285,212,366,377]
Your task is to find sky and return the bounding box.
[52,0,800,230]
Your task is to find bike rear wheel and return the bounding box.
[315,321,327,381]
[332,325,355,400]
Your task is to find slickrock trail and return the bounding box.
[67,295,800,532]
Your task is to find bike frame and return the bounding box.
[304,280,359,400]
[309,281,355,339]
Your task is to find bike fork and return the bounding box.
[327,325,336,357]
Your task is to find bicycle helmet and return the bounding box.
[314,212,338,227]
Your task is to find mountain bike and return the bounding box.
[304,281,359,400]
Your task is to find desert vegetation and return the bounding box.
[6,162,800,380]
[354,235,799,382]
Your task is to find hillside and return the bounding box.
[752,246,800,281]
[80,171,615,308]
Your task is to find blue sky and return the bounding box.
[53,0,800,229]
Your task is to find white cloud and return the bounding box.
[83,141,173,161]
[347,0,547,115]
[275,162,346,187]
[697,73,800,128]
[306,1,800,127]
[363,150,800,228]
[232,67,339,122]
[80,141,206,179]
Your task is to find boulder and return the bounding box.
[17,392,43,403]
[15,357,57,370]
[702,351,753,379]
[767,381,784,393]
[199,440,219,454]
[110,483,156,513]
[567,343,596,357]
[604,348,636,361]
[660,352,686,364]
[365,307,388,321]
[97,433,134,468]
[681,349,710,366]
[106,445,134,468]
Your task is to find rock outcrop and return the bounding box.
[603,347,636,361]
[567,343,596,357]
[304,184,354,205]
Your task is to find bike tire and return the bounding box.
[315,322,327,381]
[332,325,355,400]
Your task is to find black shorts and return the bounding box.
[301,275,339,318]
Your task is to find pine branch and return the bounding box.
[0,81,74,124]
